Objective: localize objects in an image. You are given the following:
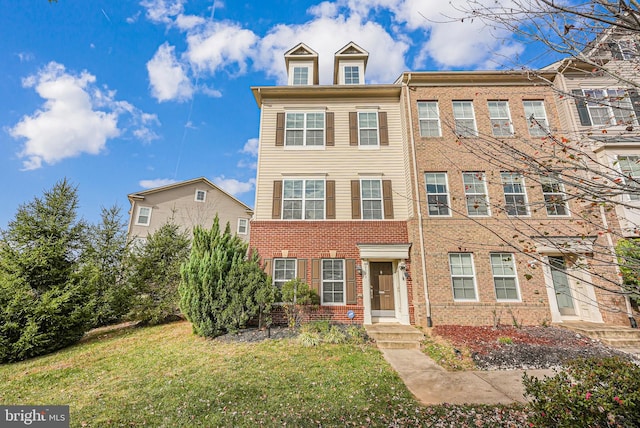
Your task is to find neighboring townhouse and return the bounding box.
[548,27,640,326]
[250,43,415,325]
[127,177,253,244]
[551,30,640,237]
[397,71,631,328]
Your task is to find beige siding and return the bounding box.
[255,98,409,220]
[128,182,251,241]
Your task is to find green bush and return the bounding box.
[323,326,347,344]
[128,222,190,325]
[300,320,331,334]
[298,331,321,347]
[280,278,319,328]
[524,356,640,427]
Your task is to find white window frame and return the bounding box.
[292,66,310,85]
[425,172,451,216]
[490,253,521,302]
[449,253,478,301]
[417,101,441,137]
[462,172,490,216]
[287,61,313,85]
[617,155,640,201]
[285,112,325,147]
[540,174,570,216]
[273,258,297,289]
[358,111,379,146]
[582,89,638,127]
[501,172,529,216]
[237,218,248,235]
[321,259,345,305]
[344,66,361,85]
[523,100,549,137]
[452,101,477,137]
[488,101,514,137]
[135,206,152,226]
[360,179,383,220]
[282,179,325,220]
[194,189,206,202]
[339,61,363,85]
[612,40,638,60]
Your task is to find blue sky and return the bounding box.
[0,0,553,229]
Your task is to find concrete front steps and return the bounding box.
[559,322,640,356]
[365,323,425,349]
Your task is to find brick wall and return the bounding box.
[250,220,412,325]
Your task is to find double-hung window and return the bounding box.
[285,112,325,146]
[452,101,477,137]
[237,218,248,235]
[425,172,450,216]
[344,66,360,84]
[361,179,383,219]
[358,112,379,146]
[490,253,520,301]
[273,259,296,289]
[292,67,309,85]
[417,101,441,137]
[523,100,549,137]
[322,259,345,305]
[540,174,569,216]
[488,101,514,137]
[135,207,152,226]
[463,172,490,216]
[501,172,528,216]
[282,179,325,219]
[582,89,637,126]
[617,155,640,201]
[449,253,477,300]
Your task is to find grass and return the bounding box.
[422,333,476,371]
[0,321,528,427]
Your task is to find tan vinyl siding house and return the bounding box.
[127,177,253,243]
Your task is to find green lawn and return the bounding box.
[0,321,527,427]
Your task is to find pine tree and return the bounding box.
[0,179,91,362]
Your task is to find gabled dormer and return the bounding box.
[284,43,319,86]
[333,42,368,85]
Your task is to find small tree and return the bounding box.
[0,179,92,362]
[280,278,320,328]
[179,216,248,337]
[128,222,190,325]
[219,251,277,332]
[82,205,132,327]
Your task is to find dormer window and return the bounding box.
[344,66,360,84]
[334,42,368,85]
[292,67,309,85]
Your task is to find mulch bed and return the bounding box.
[433,325,634,370]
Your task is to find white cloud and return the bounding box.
[236,159,257,170]
[175,13,206,30]
[126,11,141,24]
[185,21,258,75]
[139,178,177,189]
[254,11,409,84]
[9,62,158,170]
[147,42,193,102]
[10,62,120,170]
[16,52,34,62]
[140,0,186,25]
[213,176,255,195]
[241,138,258,156]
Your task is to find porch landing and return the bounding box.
[558,321,640,357]
[365,323,425,349]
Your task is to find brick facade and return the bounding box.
[250,220,413,324]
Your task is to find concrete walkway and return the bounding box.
[381,348,555,405]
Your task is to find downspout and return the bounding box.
[557,73,636,327]
[404,75,432,327]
